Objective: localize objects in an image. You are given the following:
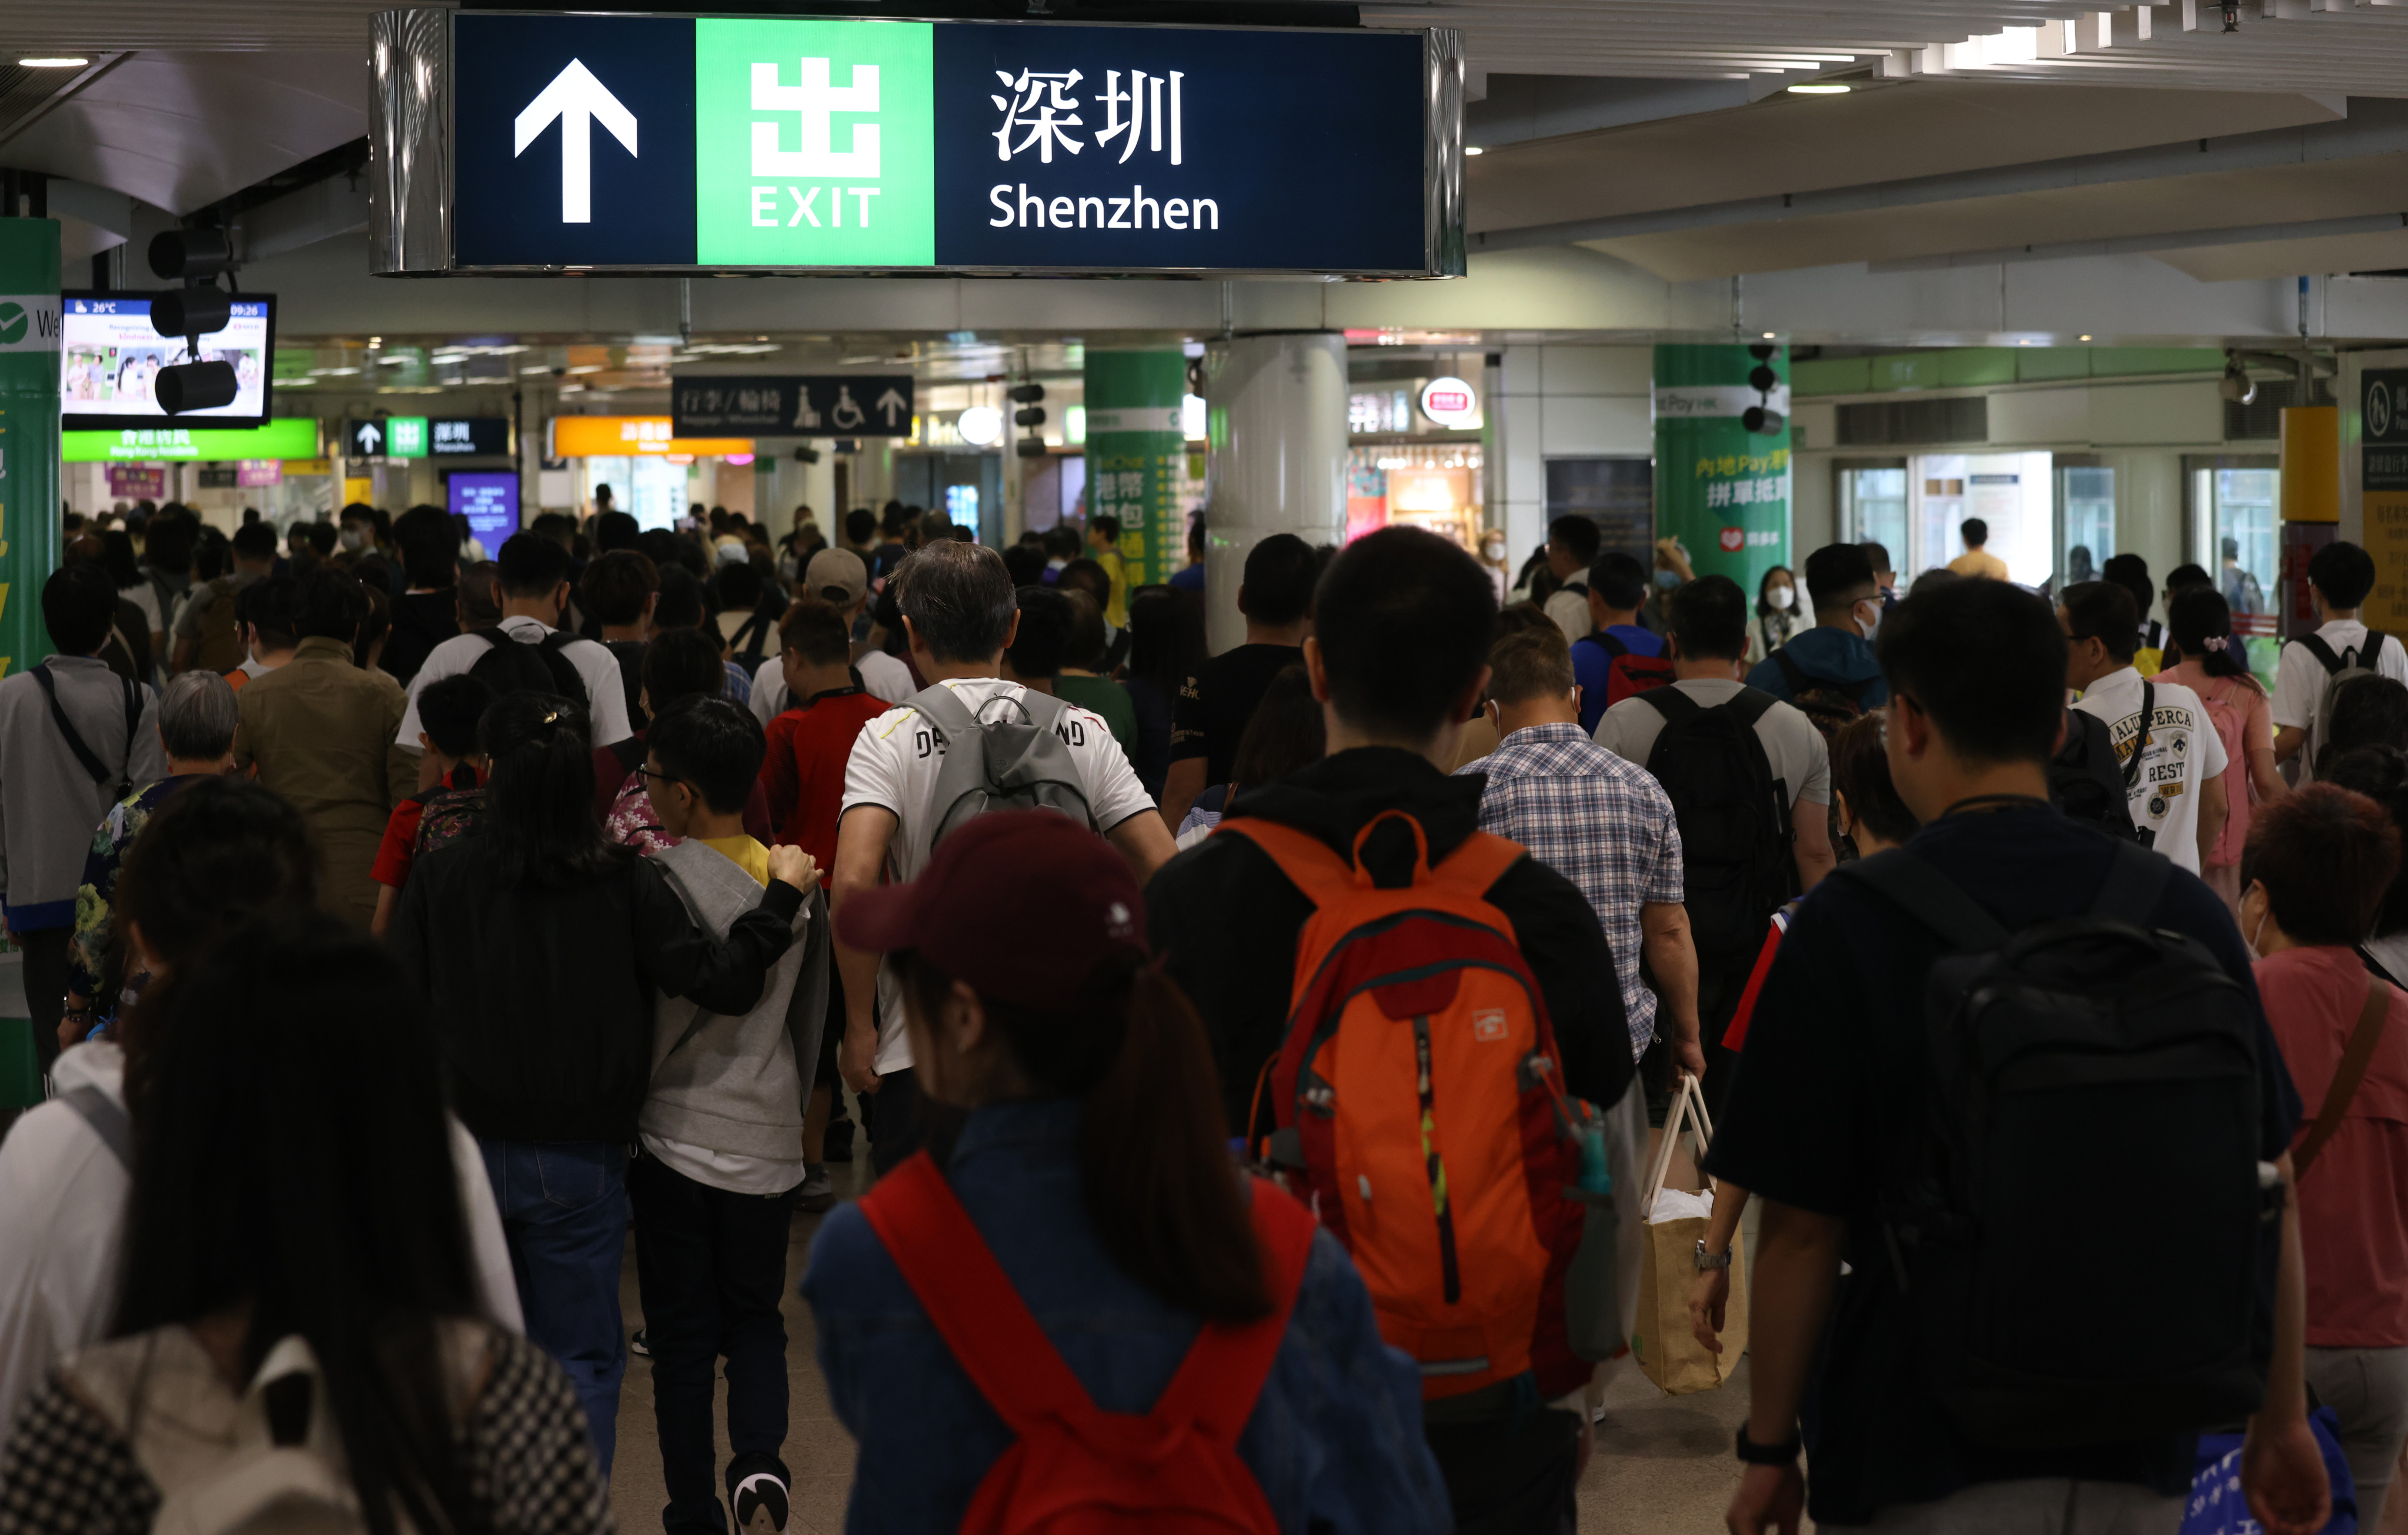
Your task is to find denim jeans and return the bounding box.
[479,1139,630,1479]
[628,1153,794,1533]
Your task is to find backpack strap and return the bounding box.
[1831,846,2011,952]
[2295,976,2392,1180]
[2367,629,2390,670]
[1148,1180,1320,1441]
[1637,684,1701,726]
[2299,633,2346,676]
[1430,828,1526,907]
[1584,630,1628,660]
[2089,836,2172,924]
[31,665,141,800]
[60,1083,132,1170]
[1214,818,1356,910]
[2121,683,2154,795]
[859,1154,1100,1435]
[1721,686,1781,729]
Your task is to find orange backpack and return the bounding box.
[1218,811,1612,1401]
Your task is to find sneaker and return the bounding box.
[629,1327,650,1359]
[796,1164,836,1214]
[729,1457,790,1534]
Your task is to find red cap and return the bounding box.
[835,811,1146,1009]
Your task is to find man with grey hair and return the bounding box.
[456,559,505,630]
[58,669,239,1046]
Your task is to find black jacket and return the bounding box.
[389,834,802,1142]
[1146,746,1635,1138]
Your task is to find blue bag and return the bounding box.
[2181,1405,2357,1535]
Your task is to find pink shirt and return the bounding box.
[2157,659,2270,869]
[2257,945,2408,1347]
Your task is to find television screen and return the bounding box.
[61,291,276,431]
[449,470,520,556]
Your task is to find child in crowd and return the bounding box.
[632,695,829,1535]
[370,672,495,936]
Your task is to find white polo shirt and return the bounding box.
[397,614,633,750]
[839,678,1155,1074]
[2072,666,2229,874]
[2269,619,2408,783]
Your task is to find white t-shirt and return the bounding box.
[1544,586,1590,646]
[2269,619,2408,783]
[839,678,1156,1074]
[397,613,633,750]
[748,649,913,726]
[2072,667,2229,875]
[1593,678,1833,807]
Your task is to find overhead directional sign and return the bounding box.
[347,416,510,458]
[673,374,915,437]
[375,8,1462,278]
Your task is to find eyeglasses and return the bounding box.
[636,765,684,793]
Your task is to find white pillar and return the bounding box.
[1200,332,1347,655]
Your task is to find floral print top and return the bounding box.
[66,776,203,1016]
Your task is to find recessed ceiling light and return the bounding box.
[1788,82,1851,95]
[1464,145,1484,156]
[2079,334,2093,341]
[1762,331,1776,339]
[2019,338,2035,345]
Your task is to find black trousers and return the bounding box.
[627,1153,794,1534]
[19,926,71,1077]
[1424,1401,1582,1535]
[865,1066,931,1177]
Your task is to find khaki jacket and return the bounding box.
[233,636,415,927]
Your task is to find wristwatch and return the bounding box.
[1695,1240,1732,1272]
[1735,1424,1802,1466]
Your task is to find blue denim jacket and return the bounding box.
[801,1099,1452,1535]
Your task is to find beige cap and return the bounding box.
[805,546,869,608]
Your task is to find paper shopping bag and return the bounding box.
[1631,1074,1746,1395]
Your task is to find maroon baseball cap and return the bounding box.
[834,811,1146,1009]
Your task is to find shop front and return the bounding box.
[1344,353,1487,551]
[551,415,756,529]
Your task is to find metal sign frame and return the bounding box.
[369,6,1464,280]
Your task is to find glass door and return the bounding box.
[1911,451,2053,583]
[2193,466,2278,618]
[2058,463,2113,587]
[1839,462,1908,570]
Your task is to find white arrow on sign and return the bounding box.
[354,422,381,453]
[514,59,638,225]
[874,387,908,426]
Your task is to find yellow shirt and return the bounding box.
[2133,647,2164,678]
[697,834,769,887]
[1096,546,1130,628]
[1947,549,2011,581]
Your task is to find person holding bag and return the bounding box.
[2244,783,2408,1526]
[802,812,1450,1535]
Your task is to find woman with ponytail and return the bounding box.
[2161,586,2286,918]
[388,689,813,1477]
[804,812,1450,1535]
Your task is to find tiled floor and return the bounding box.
[602,1156,1768,1535]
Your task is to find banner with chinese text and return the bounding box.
[1083,349,1185,588]
[0,221,61,679]
[1652,344,1791,598]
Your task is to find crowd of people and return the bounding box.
[2,489,2403,1535]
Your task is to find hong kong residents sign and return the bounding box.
[368,9,1464,278]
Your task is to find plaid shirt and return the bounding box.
[1458,722,1684,1059]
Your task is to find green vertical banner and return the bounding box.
[1082,349,1185,585]
[1652,344,1790,593]
[0,221,61,679]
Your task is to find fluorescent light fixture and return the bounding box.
[1464,145,1484,156]
[1762,332,1776,339]
[956,405,1003,446]
[19,56,89,68]
[2079,334,2093,342]
[1787,82,1850,94]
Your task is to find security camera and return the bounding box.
[2219,358,2256,405]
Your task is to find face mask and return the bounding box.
[1655,569,1681,590]
[339,527,366,552]
[1484,540,1506,561]
[1856,599,1882,642]
[2246,901,2269,959]
[1766,584,1795,612]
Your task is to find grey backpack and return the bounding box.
[2301,628,2391,777]
[910,683,1095,860]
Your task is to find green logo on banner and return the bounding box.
[0,304,24,345]
[695,18,936,267]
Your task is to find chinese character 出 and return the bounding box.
[992,69,1086,163]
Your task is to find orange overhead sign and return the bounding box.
[549,415,752,458]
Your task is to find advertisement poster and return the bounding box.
[1083,349,1185,585]
[1652,344,1791,595]
[2362,369,2408,633]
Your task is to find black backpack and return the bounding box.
[467,628,586,703]
[2049,704,2142,844]
[1834,842,2279,1449]
[603,639,650,730]
[727,608,779,672]
[1639,686,1796,962]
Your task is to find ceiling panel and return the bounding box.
[1468,79,2346,233]
[2153,228,2408,282]
[1582,154,2408,281]
[0,51,365,213]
